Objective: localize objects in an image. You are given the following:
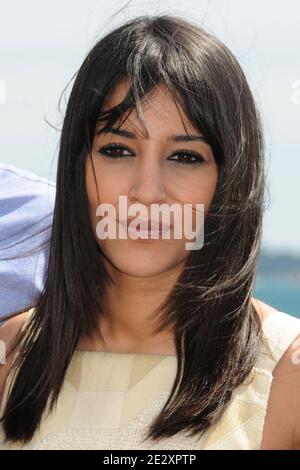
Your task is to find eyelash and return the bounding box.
[97,143,205,166]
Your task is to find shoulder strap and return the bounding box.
[256,310,300,373]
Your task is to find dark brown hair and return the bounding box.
[0,13,266,444]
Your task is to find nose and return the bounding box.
[128,154,167,206]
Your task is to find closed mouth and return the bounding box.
[117,218,172,232]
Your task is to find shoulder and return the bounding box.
[251,296,278,322]
[0,165,55,320]
[0,162,56,191]
[0,310,30,407]
[261,332,300,449]
[251,298,300,449]
[0,164,55,243]
[0,163,55,221]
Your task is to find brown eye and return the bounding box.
[97,144,205,166]
[98,144,133,159]
[168,151,205,166]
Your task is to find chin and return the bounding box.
[100,240,184,277]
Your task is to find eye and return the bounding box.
[97,143,132,159]
[168,150,205,166]
[97,144,205,166]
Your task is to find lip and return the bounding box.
[117,216,172,232]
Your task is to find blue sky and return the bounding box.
[0,0,299,253]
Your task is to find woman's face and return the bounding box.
[86,80,218,278]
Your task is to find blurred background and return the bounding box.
[0,0,299,316]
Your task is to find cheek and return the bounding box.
[86,154,130,200]
[178,168,218,231]
[174,167,218,211]
[85,158,99,232]
[85,155,129,233]
[86,159,98,208]
[198,171,218,210]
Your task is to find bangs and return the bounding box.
[84,24,224,166]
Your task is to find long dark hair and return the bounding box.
[1,14,266,444]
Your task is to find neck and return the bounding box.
[78,260,185,354]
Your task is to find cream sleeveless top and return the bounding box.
[1,307,300,450]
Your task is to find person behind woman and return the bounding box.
[1,14,300,450]
[0,163,54,321]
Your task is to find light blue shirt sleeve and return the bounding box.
[0,163,55,320]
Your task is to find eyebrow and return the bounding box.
[100,126,208,144]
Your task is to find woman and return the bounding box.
[1,14,300,450]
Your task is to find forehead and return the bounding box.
[101,79,198,137]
